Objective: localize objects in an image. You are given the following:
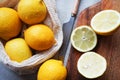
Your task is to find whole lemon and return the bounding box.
[17,0,47,25]
[0,7,21,41]
[37,59,67,80]
[5,38,32,62]
[24,24,55,51]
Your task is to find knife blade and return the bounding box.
[58,0,81,65]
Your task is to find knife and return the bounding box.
[58,0,81,65]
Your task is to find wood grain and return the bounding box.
[101,0,120,12]
[66,0,120,80]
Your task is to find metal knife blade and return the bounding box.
[58,0,81,64]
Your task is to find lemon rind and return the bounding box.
[71,26,97,52]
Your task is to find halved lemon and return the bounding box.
[77,52,107,79]
[71,26,97,52]
[91,10,120,35]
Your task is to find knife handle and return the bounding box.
[72,0,81,16]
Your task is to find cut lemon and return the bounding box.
[71,26,97,52]
[77,52,107,79]
[91,10,120,35]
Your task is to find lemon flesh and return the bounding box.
[91,10,120,35]
[77,52,107,79]
[71,26,97,52]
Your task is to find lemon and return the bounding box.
[37,59,67,80]
[77,52,107,79]
[0,7,21,41]
[17,0,47,25]
[24,24,55,51]
[5,38,32,62]
[91,10,120,35]
[71,26,97,52]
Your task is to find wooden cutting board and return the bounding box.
[66,0,120,80]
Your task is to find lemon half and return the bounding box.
[77,52,107,79]
[71,26,97,52]
[91,10,120,35]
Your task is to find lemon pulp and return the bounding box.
[71,26,97,52]
[77,52,107,79]
[91,10,120,35]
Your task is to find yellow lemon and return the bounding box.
[71,26,97,52]
[0,7,22,41]
[91,10,120,35]
[17,0,47,25]
[77,52,107,79]
[37,59,67,80]
[5,38,32,62]
[24,24,55,51]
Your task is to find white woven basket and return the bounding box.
[0,0,63,75]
